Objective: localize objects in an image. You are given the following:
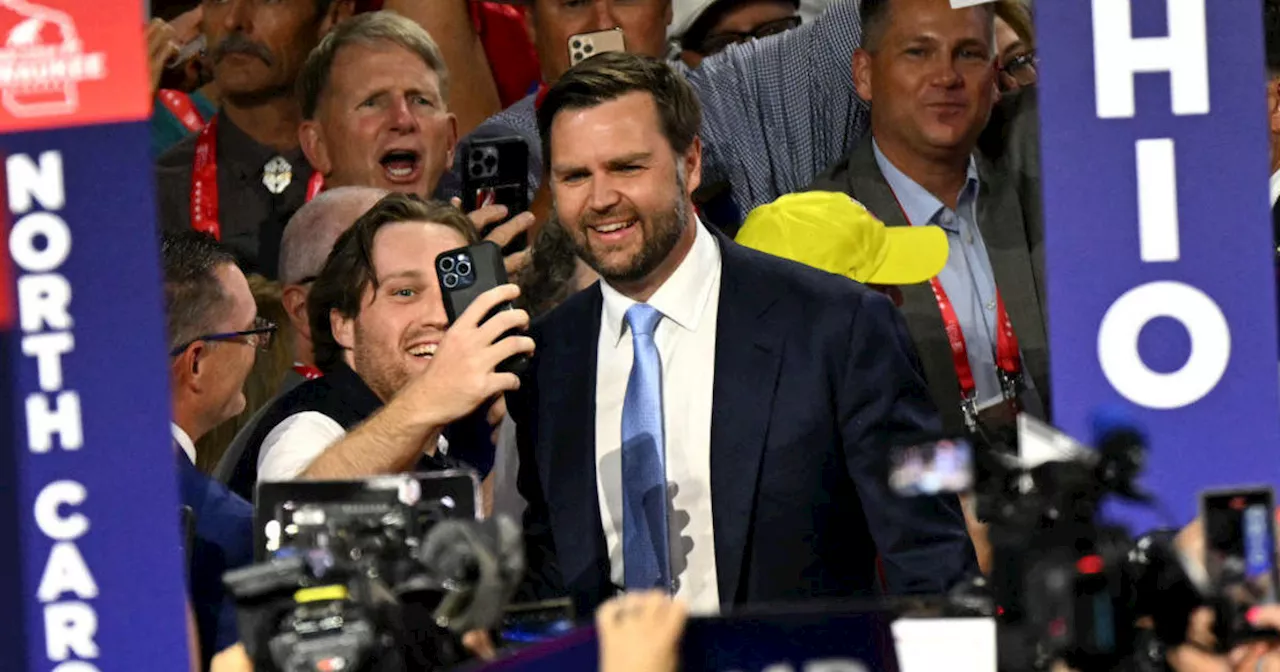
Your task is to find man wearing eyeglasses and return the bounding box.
[669,0,802,68]
[211,186,388,487]
[163,231,275,669]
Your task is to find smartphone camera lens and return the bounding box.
[572,39,581,48]
[439,257,455,273]
[457,261,472,277]
[443,272,459,289]
[584,43,594,54]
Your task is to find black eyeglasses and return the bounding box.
[169,315,278,356]
[696,16,802,56]
[999,50,1038,90]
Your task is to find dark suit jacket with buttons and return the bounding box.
[809,137,1051,436]
[506,225,978,615]
[176,451,254,668]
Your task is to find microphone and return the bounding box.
[1089,405,1151,503]
[417,515,525,634]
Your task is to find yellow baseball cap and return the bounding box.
[736,191,949,285]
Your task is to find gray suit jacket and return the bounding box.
[809,138,1050,435]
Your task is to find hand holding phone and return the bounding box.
[1202,487,1280,647]
[437,242,532,375]
[461,137,531,255]
[395,283,533,429]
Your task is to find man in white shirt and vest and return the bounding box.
[224,194,534,501]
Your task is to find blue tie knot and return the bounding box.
[625,303,663,338]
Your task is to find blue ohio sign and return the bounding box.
[1037,0,1280,529]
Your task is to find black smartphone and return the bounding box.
[460,136,530,255]
[1202,487,1280,645]
[435,241,528,375]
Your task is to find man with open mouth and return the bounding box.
[298,12,533,266]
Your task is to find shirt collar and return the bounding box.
[171,423,196,465]
[1270,169,1280,208]
[216,109,310,181]
[600,217,721,345]
[872,139,981,233]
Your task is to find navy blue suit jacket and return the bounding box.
[507,228,978,615]
[176,451,254,667]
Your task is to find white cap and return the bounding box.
[667,0,802,42]
[669,0,722,39]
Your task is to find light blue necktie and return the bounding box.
[620,303,671,591]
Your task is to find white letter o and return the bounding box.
[10,212,70,273]
[1097,281,1229,409]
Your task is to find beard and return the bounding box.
[351,321,414,403]
[556,167,691,286]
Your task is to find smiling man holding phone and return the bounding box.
[222,193,535,500]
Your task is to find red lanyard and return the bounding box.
[190,115,326,240]
[158,89,207,133]
[928,278,1022,402]
[292,364,324,380]
[888,192,1023,406]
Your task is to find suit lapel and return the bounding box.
[542,287,610,598]
[838,140,968,432]
[709,233,786,606]
[974,158,1051,400]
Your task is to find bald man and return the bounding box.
[213,186,386,485]
[279,186,389,380]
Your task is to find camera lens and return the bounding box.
[439,257,455,273]
[443,272,459,289]
[457,261,472,277]
[572,39,581,48]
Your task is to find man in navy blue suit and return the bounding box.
[163,231,266,666]
[507,52,978,616]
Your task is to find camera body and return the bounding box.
[895,424,1200,671]
[226,487,524,672]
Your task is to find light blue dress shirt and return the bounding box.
[872,140,1004,406]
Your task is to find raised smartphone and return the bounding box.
[435,241,528,375]
[568,27,626,66]
[1202,487,1280,645]
[459,135,530,254]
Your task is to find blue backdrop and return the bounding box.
[4,121,189,671]
[1037,0,1280,530]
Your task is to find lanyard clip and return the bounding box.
[997,368,1022,400]
[961,394,980,432]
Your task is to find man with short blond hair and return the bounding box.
[299,11,458,199]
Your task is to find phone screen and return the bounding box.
[888,438,973,497]
[500,599,576,647]
[1204,488,1279,635]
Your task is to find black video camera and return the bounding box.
[224,478,524,672]
[887,417,1203,671]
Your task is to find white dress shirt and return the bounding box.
[172,423,196,465]
[1270,169,1280,207]
[595,219,722,615]
[258,411,449,482]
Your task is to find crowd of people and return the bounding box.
[140,0,1280,669]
